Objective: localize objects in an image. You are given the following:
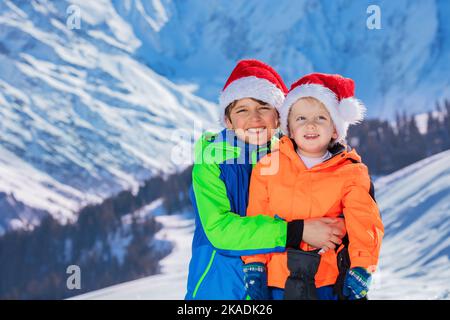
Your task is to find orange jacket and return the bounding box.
[242,136,384,288]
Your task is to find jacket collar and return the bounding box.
[278,135,361,171]
[207,129,282,164]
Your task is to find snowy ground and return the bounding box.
[73,212,194,300]
[370,151,450,300]
[75,151,450,300]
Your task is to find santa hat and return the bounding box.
[279,73,366,141]
[219,59,288,124]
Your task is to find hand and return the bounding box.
[319,217,347,254]
[343,267,372,300]
[303,217,346,251]
[243,262,270,300]
[330,217,346,238]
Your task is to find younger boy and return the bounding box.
[243,73,384,300]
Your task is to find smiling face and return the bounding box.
[225,98,279,145]
[288,97,338,157]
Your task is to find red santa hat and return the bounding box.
[279,73,366,141]
[219,59,288,124]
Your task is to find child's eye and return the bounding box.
[236,109,247,113]
[297,116,306,121]
[318,116,327,121]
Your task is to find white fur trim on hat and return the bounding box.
[280,83,366,141]
[279,83,338,131]
[219,76,285,125]
[338,97,366,124]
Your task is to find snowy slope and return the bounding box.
[370,150,450,300]
[75,150,450,300]
[0,144,87,231]
[113,0,450,119]
[0,0,220,232]
[72,211,194,300]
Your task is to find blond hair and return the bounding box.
[287,97,338,147]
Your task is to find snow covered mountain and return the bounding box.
[114,0,450,119]
[74,150,450,300]
[0,0,220,232]
[1,0,449,241]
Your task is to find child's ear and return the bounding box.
[274,110,280,128]
[332,127,338,140]
[224,116,233,129]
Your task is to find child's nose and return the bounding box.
[248,110,263,121]
[305,120,316,128]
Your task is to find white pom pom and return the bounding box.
[338,97,366,124]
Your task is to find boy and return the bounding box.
[186,63,346,300]
[243,73,384,300]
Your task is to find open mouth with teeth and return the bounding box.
[304,134,320,140]
[246,127,267,135]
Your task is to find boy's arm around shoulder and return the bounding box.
[192,135,287,256]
